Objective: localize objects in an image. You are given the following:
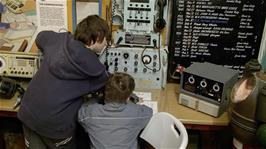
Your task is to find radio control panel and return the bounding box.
[0,51,39,78]
[100,47,168,89]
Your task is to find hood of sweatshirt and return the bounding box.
[47,32,106,80]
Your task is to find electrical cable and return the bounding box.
[13,84,25,109]
[140,46,162,72]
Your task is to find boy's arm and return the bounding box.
[78,100,97,122]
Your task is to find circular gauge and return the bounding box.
[0,56,6,72]
[112,14,123,25]
[142,55,151,64]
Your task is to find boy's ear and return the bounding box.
[86,40,94,47]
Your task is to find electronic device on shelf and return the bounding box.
[0,51,39,78]
[179,62,239,117]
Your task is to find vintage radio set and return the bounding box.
[100,47,168,89]
[0,51,39,78]
[100,0,169,89]
[112,0,168,47]
[179,62,238,117]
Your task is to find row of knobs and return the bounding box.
[188,76,220,92]
[108,52,158,73]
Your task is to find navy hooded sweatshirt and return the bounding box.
[17,31,108,139]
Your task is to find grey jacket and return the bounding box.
[78,100,153,149]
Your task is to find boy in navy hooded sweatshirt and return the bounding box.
[17,15,111,149]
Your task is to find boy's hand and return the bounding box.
[129,93,139,104]
[136,98,144,105]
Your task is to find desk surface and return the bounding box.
[0,83,229,126]
[0,93,19,112]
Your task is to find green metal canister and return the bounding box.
[256,86,266,122]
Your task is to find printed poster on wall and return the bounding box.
[0,0,76,53]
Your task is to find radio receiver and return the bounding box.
[179,62,239,117]
[100,47,168,89]
[0,51,39,78]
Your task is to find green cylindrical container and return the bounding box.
[256,124,266,147]
[256,86,266,122]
